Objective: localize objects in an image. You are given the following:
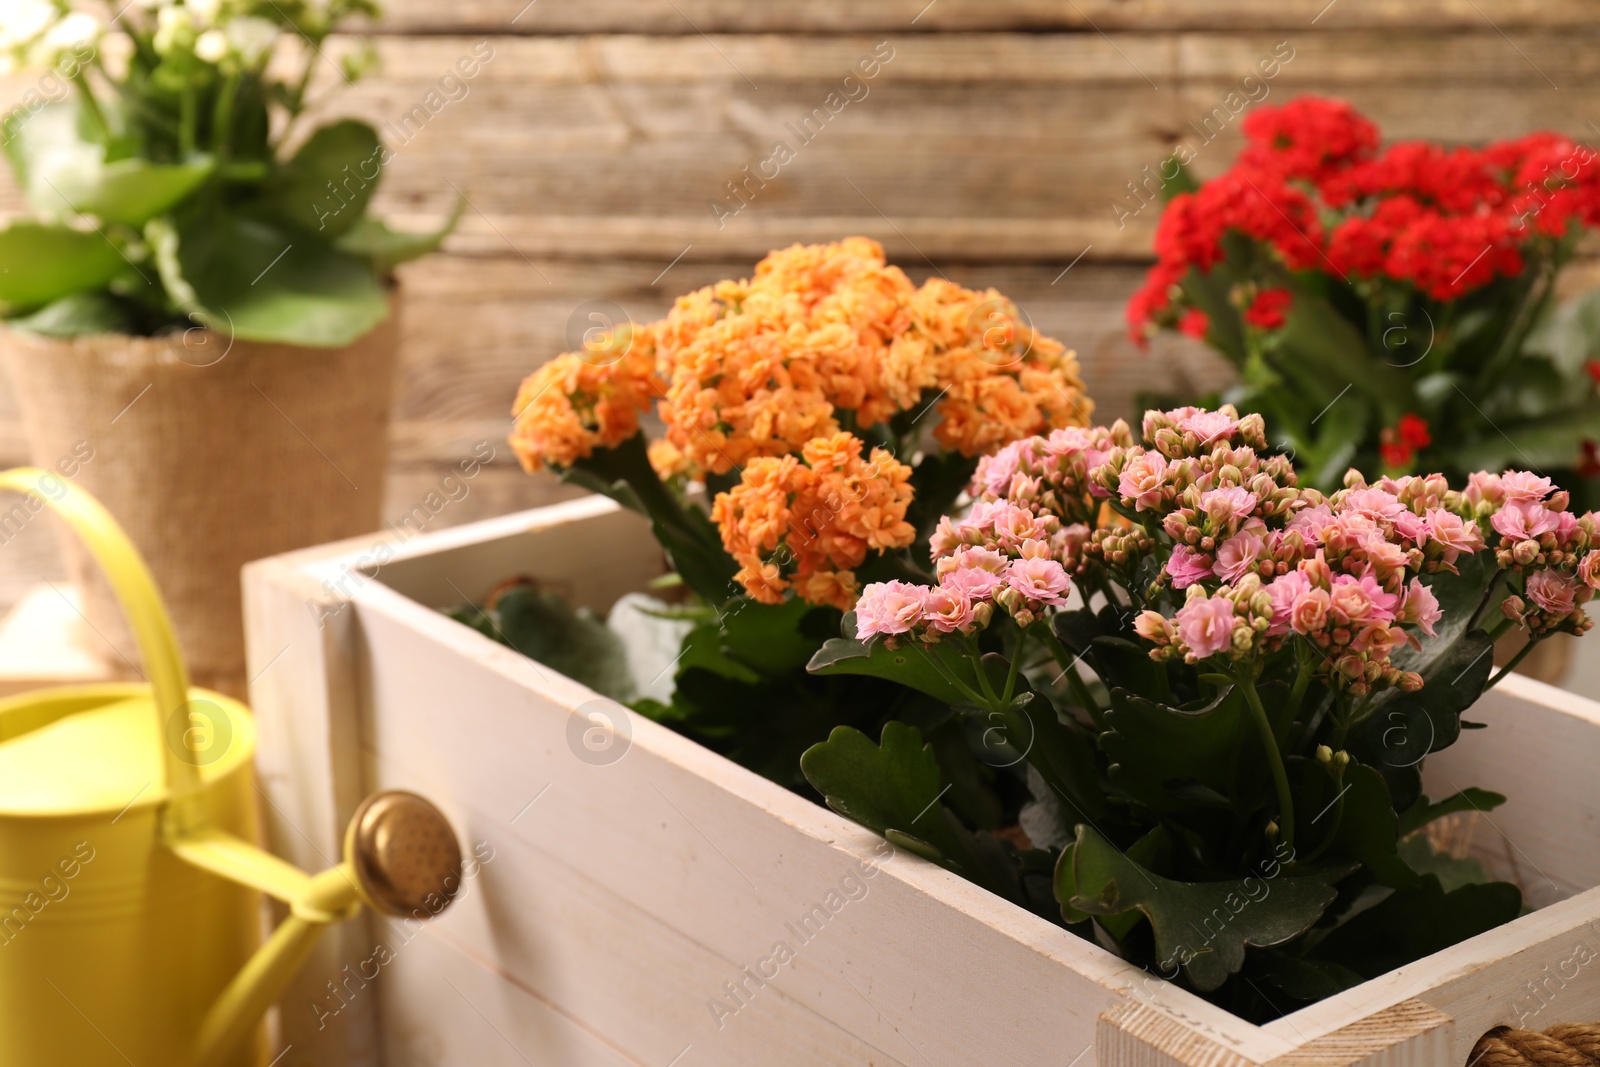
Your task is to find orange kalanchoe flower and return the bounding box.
[509,324,658,472]
[712,431,916,610]
[509,238,1093,480]
[508,238,1095,607]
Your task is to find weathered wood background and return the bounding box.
[0,0,1593,609]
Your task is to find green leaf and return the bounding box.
[1523,287,1600,380]
[1450,405,1600,471]
[0,222,125,310]
[261,120,384,238]
[1248,951,1367,1004]
[152,211,389,347]
[448,580,636,702]
[1311,875,1521,978]
[1268,282,1410,422]
[563,435,738,606]
[1397,789,1506,838]
[1397,835,1491,894]
[809,620,986,709]
[1291,761,1418,890]
[52,157,215,227]
[716,596,840,677]
[800,722,1026,902]
[1101,684,1253,814]
[906,450,980,544]
[7,290,132,337]
[2,100,214,226]
[1062,826,1340,992]
[336,194,463,275]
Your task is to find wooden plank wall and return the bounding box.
[0,0,1597,610]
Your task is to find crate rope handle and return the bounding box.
[0,467,200,801]
[1471,1023,1600,1065]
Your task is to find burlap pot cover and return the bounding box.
[0,298,399,688]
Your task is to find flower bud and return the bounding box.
[1315,744,1333,764]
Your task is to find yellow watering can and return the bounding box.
[0,468,462,1067]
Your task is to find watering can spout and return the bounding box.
[178,791,464,1067]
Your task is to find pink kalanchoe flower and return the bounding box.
[942,565,1005,600]
[1424,508,1484,564]
[1199,486,1258,528]
[1392,509,1429,544]
[1133,610,1171,645]
[974,442,1026,500]
[1004,557,1073,606]
[1340,487,1407,523]
[1215,527,1267,584]
[1119,450,1170,511]
[1266,571,1312,636]
[1166,544,1215,589]
[1328,573,1400,626]
[1179,410,1240,444]
[1579,550,1600,591]
[1525,569,1579,617]
[1500,471,1555,504]
[1289,587,1332,636]
[1464,472,1505,509]
[1491,502,1560,541]
[855,581,929,640]
[1285,504,1334,544]
[936,545,1008,577]
[991,503,1047,550]
[922,586,979,634]
[1175,595,1238,659]
[1398,577,1442,637]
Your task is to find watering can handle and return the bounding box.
[0,468,201,801]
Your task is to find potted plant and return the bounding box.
[1127,96,1600,684]
[499,236,1094,790]
[241,407,1600,1064]
[807,403,1588,1021]
[1128,96,1600,502]
[0,0,456,688]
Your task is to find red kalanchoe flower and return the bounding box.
[1238,97,1379,184]
[1587,360,1600,385]
[1397,413,1432,450]
[1379,414,1431,469]
[1580,439,1600,478]
[1178,308,1210,339]
[1243,288,1292,330]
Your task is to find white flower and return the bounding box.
[0,0,58,50]
[43,10,97,50]
[153,4,191,53]
[224,16,275,65]
[185,0,220,25]
[193,26,226,61]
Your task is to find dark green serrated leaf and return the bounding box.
[1062,826,1340,992]
[1248,951,1368,1005]
[448,582,636,702]
[1311,875,1521,979]
[1291,761,1417,890]
[800,722,1025,902]
[1397,835,1491,893]
[1101,684,1252,814]
[1397,789,1506,838]
[809,622,988,710]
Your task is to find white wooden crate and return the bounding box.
[243,497,1600,1067]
